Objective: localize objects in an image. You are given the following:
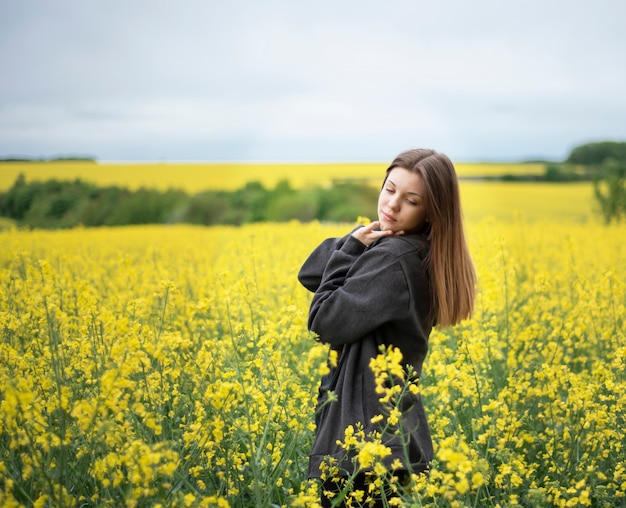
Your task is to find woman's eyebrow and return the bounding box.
[388,179,423,198]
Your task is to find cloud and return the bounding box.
[1,0,626,161]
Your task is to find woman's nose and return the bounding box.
[388,196,400,210]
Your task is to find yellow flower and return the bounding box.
[356,442,391,469]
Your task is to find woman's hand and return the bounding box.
[352,221,404,246]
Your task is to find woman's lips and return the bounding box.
[381,211,396,222]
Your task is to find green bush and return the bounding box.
[107,188,187,226]
[182,191,231,225]
[566,140,626,222]
[593,159,626,223]
[543,164,585,182]
[316,182,378,222]
[266,188,318,222]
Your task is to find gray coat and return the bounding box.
[298,230,434,479]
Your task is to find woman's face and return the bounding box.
[378,167,428,234]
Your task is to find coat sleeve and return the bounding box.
[308,236,411,346]
[297,231,355,292]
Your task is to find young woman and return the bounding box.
[298,148,476,506]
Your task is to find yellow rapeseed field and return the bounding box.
[460,181,595,223]
[1,213,625,506]
[0,159,623,506]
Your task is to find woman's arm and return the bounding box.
[308,237,410,346]
[297,231,356,292]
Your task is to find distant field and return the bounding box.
[0,160,595,224]
[460,181,595,223]
[0,161,546,193]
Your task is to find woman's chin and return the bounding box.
[379,222,397,233]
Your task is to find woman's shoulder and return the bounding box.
[370,234,429,259]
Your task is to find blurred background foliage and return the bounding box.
[0,175,380,228]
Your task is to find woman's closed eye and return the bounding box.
[386,188,418,205]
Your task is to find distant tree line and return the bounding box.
[0,175,379,229]
[0,156,97,162]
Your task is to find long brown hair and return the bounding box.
[386,148,476,326]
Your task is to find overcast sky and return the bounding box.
[1,0,625,162]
